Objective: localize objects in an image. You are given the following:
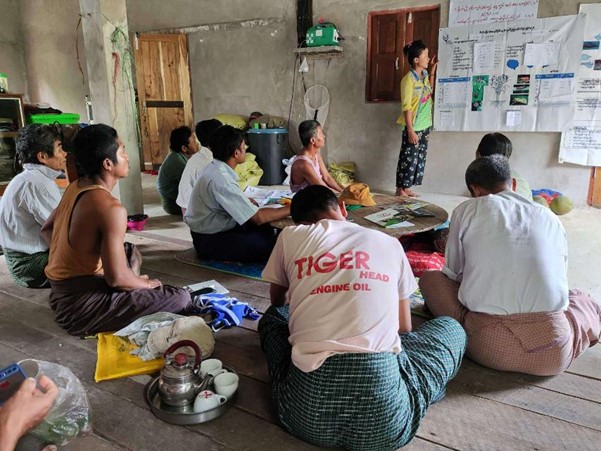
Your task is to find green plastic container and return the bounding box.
[27,113,80,125]
[306,23,341,47]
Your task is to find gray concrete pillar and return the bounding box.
[79,0,143,214]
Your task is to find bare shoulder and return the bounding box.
[78,189,127,224]
[292,158,312,172]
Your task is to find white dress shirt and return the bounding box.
[176,146,213,210]
[443,190,569,315]
[0,163,62,253]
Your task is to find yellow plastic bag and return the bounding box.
[328,161,356,187]
[94,332,164,382]
[213,113,248,130]
[236,152,264,190]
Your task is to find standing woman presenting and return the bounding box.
[395,40,437,197]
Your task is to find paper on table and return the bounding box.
[243,186,293,207]
[364,209,414,229]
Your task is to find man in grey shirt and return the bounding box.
[184,125,290,263]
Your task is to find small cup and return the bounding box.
[213,372,239,399]
[200,359,222,377]
[193,390,227,413]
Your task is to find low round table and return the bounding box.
[271,193,449,238]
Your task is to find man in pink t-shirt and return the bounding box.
[259,185,467,451]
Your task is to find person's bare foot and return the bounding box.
[395,187,406,197]
[404,188,420,198]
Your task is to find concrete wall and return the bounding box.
[127,0,298,150]
[126,0,597,204]
[308,0,595,202]
[0,0,26,95]
[10,0,597,204]
[19,0,88,117]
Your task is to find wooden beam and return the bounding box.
[589,167,601,207]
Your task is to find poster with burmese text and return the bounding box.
[434,14,585,132]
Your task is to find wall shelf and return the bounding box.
[0,93,25,195]
[293,45,343,60]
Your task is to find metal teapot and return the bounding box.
[157,340,203,407]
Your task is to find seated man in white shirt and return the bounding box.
[259,185,466,451]
[420,155,601,376]
[476,132,532,201]
[176,119,222,215]
[0,124,66,287]
[184,125,290,263]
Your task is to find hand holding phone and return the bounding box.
[0,363,27,405]
[0,373,58,450]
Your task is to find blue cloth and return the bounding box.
[259,305,466,451]
[192,294,259,331]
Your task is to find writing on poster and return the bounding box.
[449,0,539,27]
[559,122,601,166]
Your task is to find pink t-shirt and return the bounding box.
[262,219,417,372]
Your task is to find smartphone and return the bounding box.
[0,363,27,405]
[190,286,216,296]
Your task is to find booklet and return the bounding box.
[243,186,293,207]
[392,202,435,217]
[364,208,414,229]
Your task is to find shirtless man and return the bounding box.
[289,120,343,194]
[42,124,192,336]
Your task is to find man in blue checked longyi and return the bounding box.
[259,185,467,451]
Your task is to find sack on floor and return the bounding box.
[328,161,355,187]
[114,312,215,362]
[19,359,92,446]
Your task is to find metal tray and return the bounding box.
[145,366,238,425]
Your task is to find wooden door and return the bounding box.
[408,9,439,70]
[134,34,193,169]
[367,14,405,102]
[366,7,440,102]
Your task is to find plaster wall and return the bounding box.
[16,0,597,204]
[307,0,596,202]
[0,0,26,95]
[127,0,597,204]
[19,0,88,117]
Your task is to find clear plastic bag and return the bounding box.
[18,359,92,446]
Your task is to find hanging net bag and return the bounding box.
[304,84,330,126]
